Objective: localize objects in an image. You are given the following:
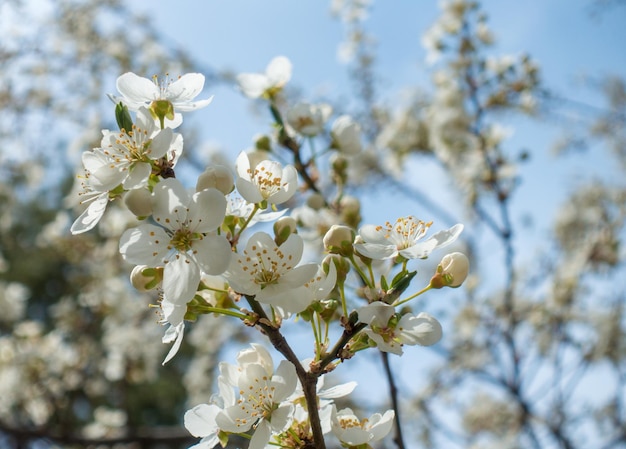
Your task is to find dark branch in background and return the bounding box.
[380,351,406,449]
[0,422,194,448]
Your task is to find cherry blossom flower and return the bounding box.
[224,232,318,314]
[286,102,333,137]
[237,55,292,99]
[331,406,395,446]
[354,216,463,260]
[358,302,443,354]
[235,151,298,205]
[215,351,298,449]
[112,72,213,112]
[119,178,231,314]
[109,72,213,128]
[94,107,181,189]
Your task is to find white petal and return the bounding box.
[272,360,298,401]
[354,242,398,260]
[398,313,443,346]
[248,420,271,449]
[189,188,226,233]
[167,73,205,102]
[118,224,169,266]
[149,127,174,159]
[184,403,221,438]
[235,178,264,204]
[123,162,151,189]
[320,381,357,399]
[162,322,185,365]
[162,253,201,304]
[193,234,232,275]
[116,72,158,105]
[269,403,294,433]
[358,224,391,245]
[237,73,269,98]
[279,233,304,264]
[161,298,186,326]
[357,302,395,327]
[368,410,395,441]
[175,96,214,111]
[70,194,108,234]
[266,56,292,85]
[152,178,190,229]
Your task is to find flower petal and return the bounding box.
[116,72,158,105]
[71,194,108,234]
[162,253,200,304]
[184,403,221,439]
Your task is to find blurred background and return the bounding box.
[0,0,625,448]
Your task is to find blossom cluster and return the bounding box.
[70,57,469,448]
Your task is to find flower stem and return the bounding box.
[393,284,432,307]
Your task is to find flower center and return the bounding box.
[378,216,432,249]
[170,228,194,252]
[251,162,285,198]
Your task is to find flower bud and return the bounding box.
[130,265,161,291]
[274,216,298,245]
[124,188,153,217]
[306,193,326,210]
[196,165,234,195]
[254,134,272,152]
[339,195,361,229]
[430,252,470,288]
[330,114,362,155]
[330,153,348,185]
[323,225,354,257]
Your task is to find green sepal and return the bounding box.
[384,270,417,304]
[115,102,134,132]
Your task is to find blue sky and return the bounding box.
[128,0,626,431]
[129,0,625,264]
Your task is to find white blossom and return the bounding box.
[286,102,333,137]
[331,406,395,446]
[354,216,463,260]
[225,232,318,314]
[235,151,298,205]
[119,178,231,322]
[237,56,292,99]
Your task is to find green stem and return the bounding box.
[193,305,250,321]
[393,284,432,307]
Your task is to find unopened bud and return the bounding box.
[124,188,153,217]
[323,225,354,257]
[196,165,234,195]
[274,216,298,245]
[330,153,349,185]
[339,195,361,229]
[430,252,469,289]
[306,193,326,210]
[254,134,272,152]
[330,115,362,155]
[130,265,162,291]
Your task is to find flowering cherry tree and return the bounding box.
[69,62,468,448]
